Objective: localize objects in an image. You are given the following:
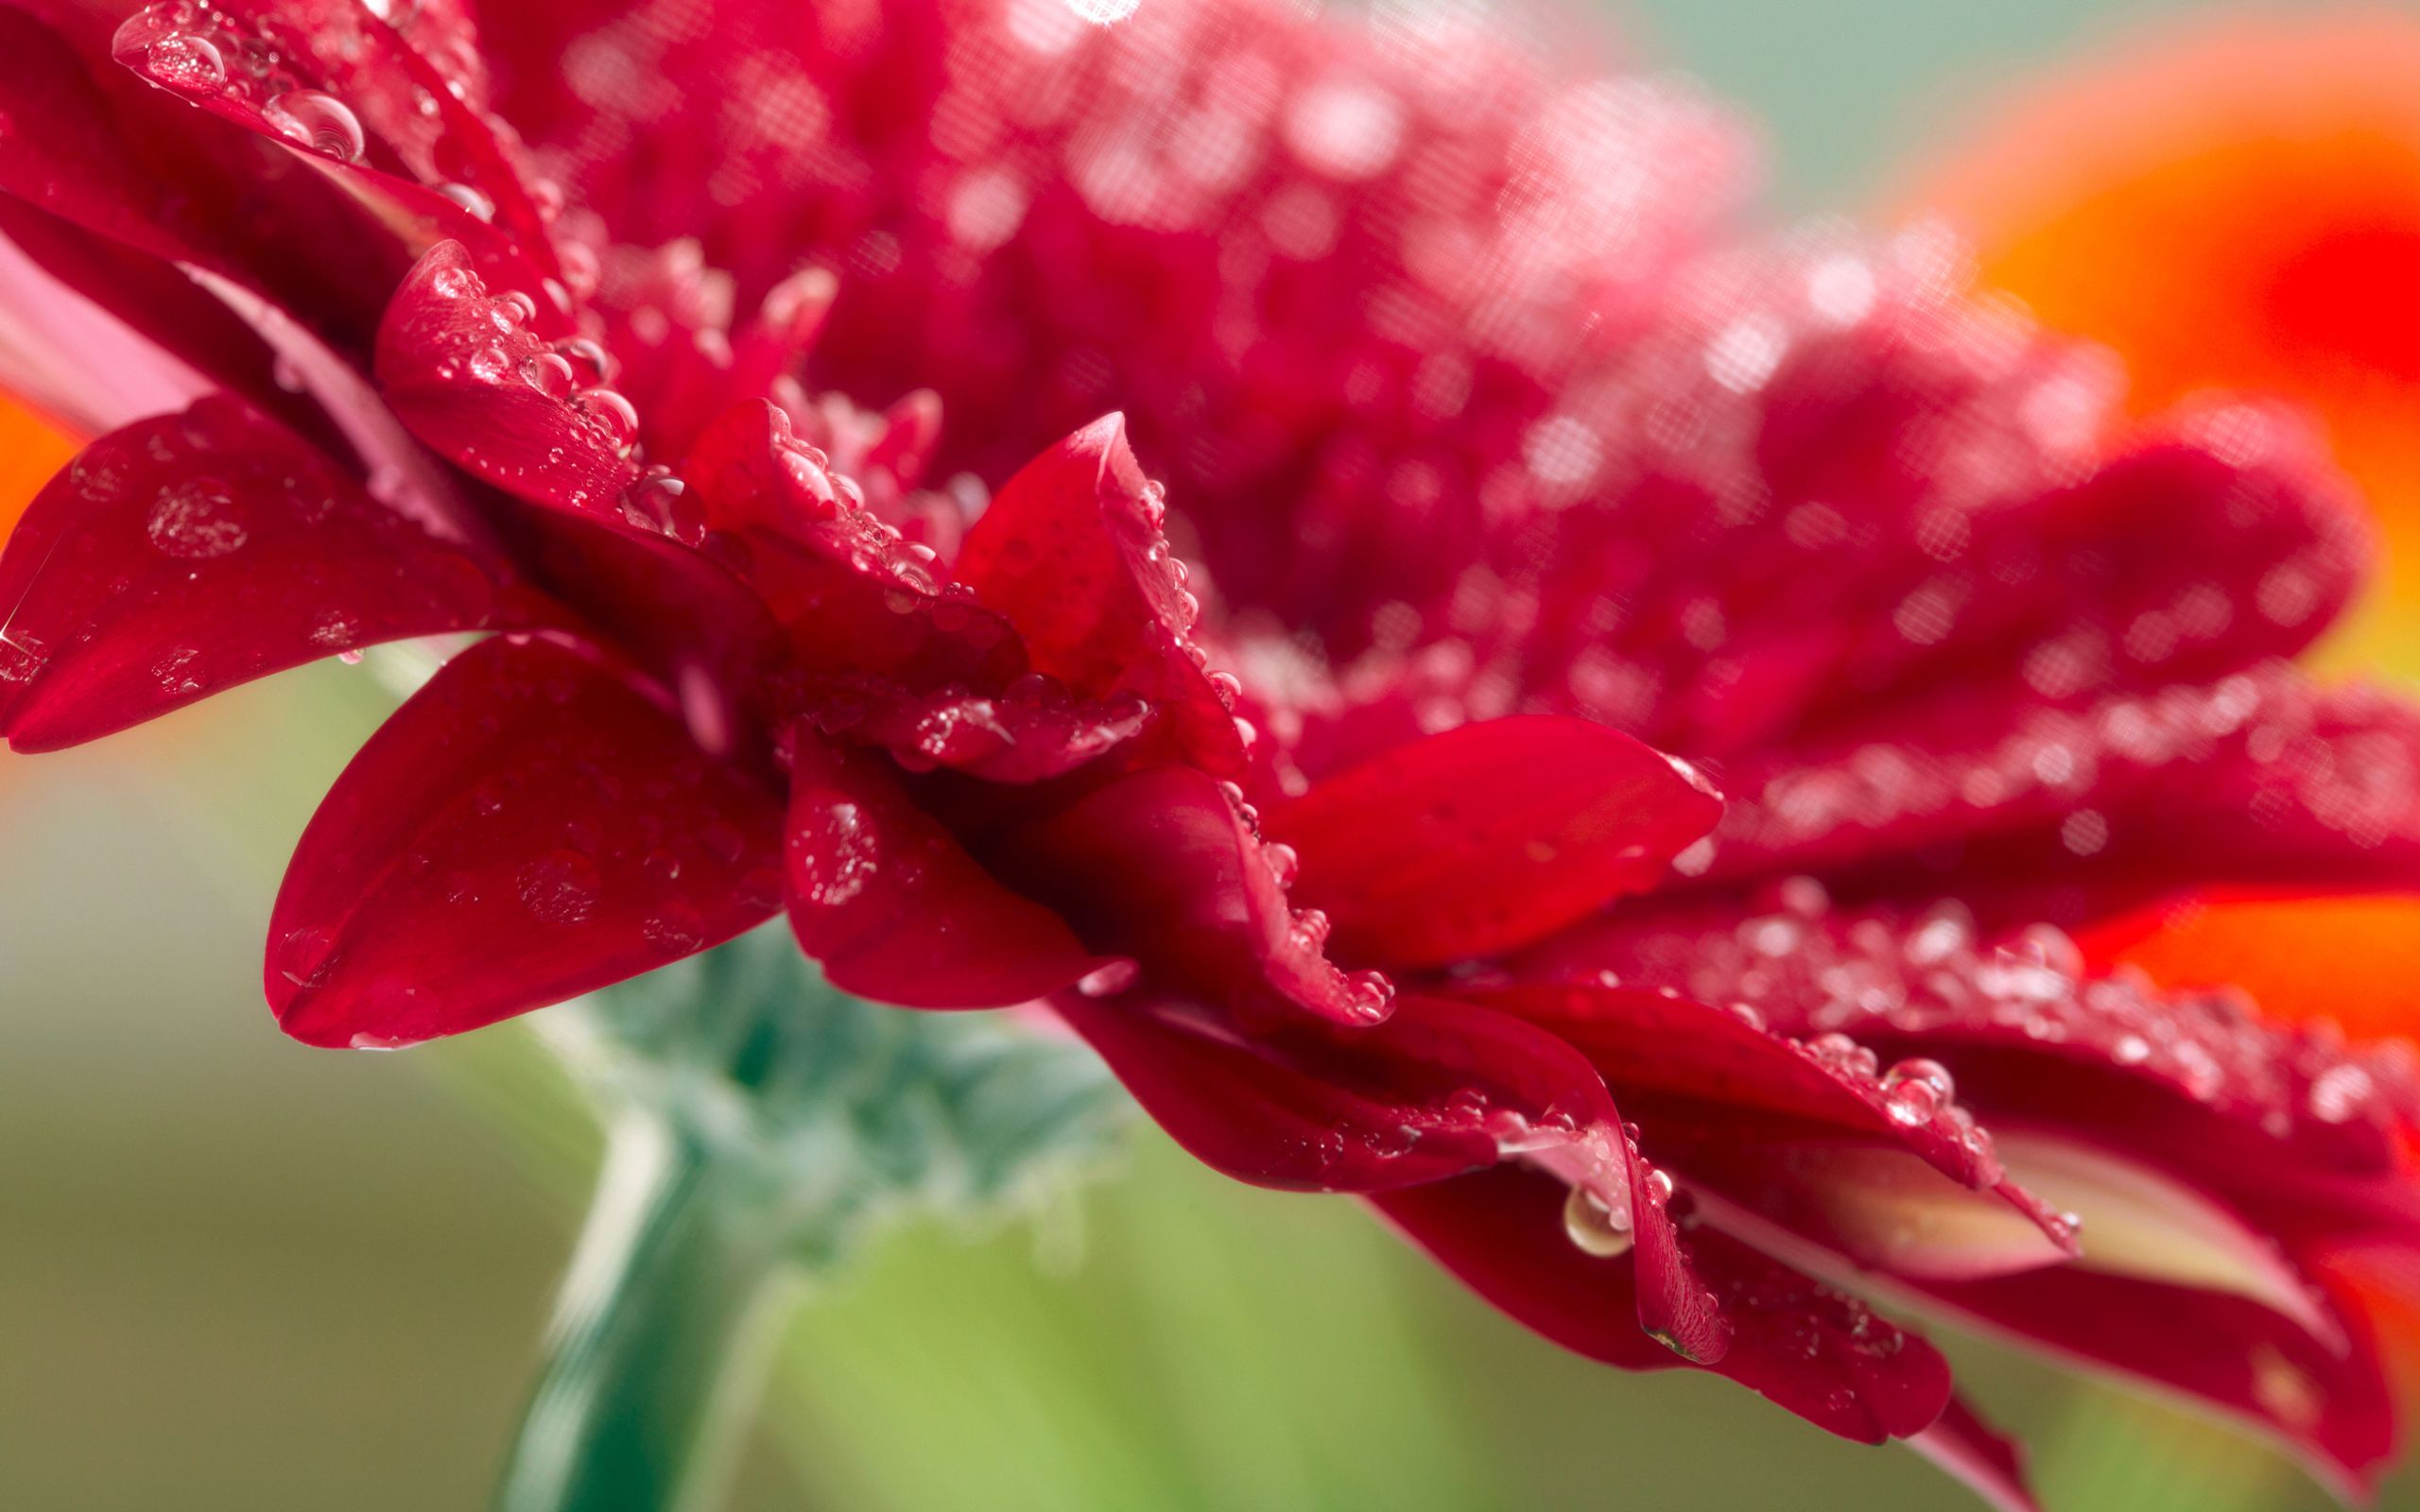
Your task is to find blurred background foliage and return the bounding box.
[4,2,2417,1508]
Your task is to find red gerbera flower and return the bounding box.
[4,0,2419,1504]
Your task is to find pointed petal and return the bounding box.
[784,728,1101,1008]
[1996,1130,2343,1342]
[1910,1396,2042,1512]
[1921,1268,2393,1494]
[1459,980,2074,1253]
[1540,902,2420,1286]
[954,415,1245,775]
[268,634,783,1047]
[0,396,535,749]
[1267,715,1721,968]
[375,241,636,518]
[1376,1165,1955,1444]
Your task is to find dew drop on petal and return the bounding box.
[517,850,600,925]
[1563,1184,1636,1258]
[142,31,226,94]
[146,478,248,558]
[264,89,366,163]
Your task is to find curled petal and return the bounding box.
[0,396,535,749]
[1921,1268,2393,1494]
[375,241,637,516]
[785,728,1102,1008]
[1267,715,1722,968]
[955,414,1245,775]
[1376,1165,1954,1444]
[1053,991,1633,1204]
[268,634,784,1047]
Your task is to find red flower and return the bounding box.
[4,0,2419,1503]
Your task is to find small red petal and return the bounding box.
[375,241,636,517]
[1266,715,1722,968]
[268,634,783,1047]
[955,415,1245,775]
[784,728,1101,1008]
[0,396,537,749]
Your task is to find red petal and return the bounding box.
[996,764,1392,1026]
[1919,1268,2393,1493]
[375,241,636,517]
[1457,980,2077,1268]
[954,415,1245,775]
[1267,715,1721,968]
[0,396,536,749]
[1375,1165,1955,1443]
[1052,990,1632,1200]
[1692,663,2420,933]
[1910,1396,2042,1512]
[268,634,784,1047]
[683,399,1024,690]
[1533,903,2420,1274]
[110,0,561,297]
[784,729,1101,1008]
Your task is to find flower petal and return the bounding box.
[1266,715,1721,968]
[1920,1268,2393,1494]
[0,396,535,749]
[1691,663,2420,934]
[784,728,1101,1008]
[268,633,783,1047]
[953,414,1245,775]
[994,763,1392,1026]
[1458,980,2079,1275]
[375,240,637,517]
[1375,1165,1955,1444]
[1910,1395,2042,1512]
[1052,991,1634,1205]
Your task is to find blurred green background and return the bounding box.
[3,3,2411,1509]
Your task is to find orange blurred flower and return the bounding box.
[1906,9,2420,675]
[0,396,73,542]
[1909,12,2420,1067]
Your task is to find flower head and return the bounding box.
[4,0,2420,1503]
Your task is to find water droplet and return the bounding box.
[619,471,700,544]
[140,31,226,94]
[264,89,365,163]
[1563,1185,1635,1258]
[576,387,640,451]
[275,925,337,988]
[641,902,704,955]
[1880,1057,1954,1124]
[517,850,599,925]
[435,181,494,221]
[146,478,248,558]
[1076,959,1140,997]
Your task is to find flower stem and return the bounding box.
[493,1112,798,1512]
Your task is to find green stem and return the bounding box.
[494,1112,798,1512]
